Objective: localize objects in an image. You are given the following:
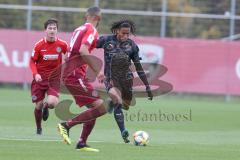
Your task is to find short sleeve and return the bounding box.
[96,36,106,48]
[31,44,40,61]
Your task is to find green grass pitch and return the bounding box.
[0,88,240,160]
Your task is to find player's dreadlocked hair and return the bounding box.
[111,19,136,35]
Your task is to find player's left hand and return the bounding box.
[146,85,153,100]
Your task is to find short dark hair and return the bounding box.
[44,18,58,29]
[86,6,101,17]
[111,19,136,35]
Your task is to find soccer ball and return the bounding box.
[133,131,149,146]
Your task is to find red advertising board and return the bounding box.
[0,29,239,95]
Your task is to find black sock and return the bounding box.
[114,104,125,133]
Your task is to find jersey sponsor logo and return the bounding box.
[56,47,62,53]
[43,54,59,60]
[40,49,47,51]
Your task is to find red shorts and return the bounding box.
[64,75,100,107]
[31,79,59,103]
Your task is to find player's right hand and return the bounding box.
[97,72,105,83]
[35,74,42,82]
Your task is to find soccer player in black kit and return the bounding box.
[97,19,153,143]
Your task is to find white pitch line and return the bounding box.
[0,137,103,143]
[0,137,187,146]
[0,137,176,146]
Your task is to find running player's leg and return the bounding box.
[118,79,133,143]
[42,87,59,121]
[31,80,46,134]
[107,87,130,143]
[78,119,96,146]
[65,99,106,127]
[34,101,44,135]
[76,104,97,151]
[58,98,106,147]
[108,87,124,132]
[58,77,107,147]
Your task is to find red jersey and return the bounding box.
[65,23,99,78]
[30,38,68,80]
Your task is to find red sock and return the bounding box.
[34,108,42,129]
[67,105,106,128]
[78,119,96,144]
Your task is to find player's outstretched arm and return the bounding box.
[134,61,153,100]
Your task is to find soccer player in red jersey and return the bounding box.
[57,6,107,151]
[29,18,68,135]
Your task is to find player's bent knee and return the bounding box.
[109,94,120,104]
[108,90,122,104]
[48,101,58,108]
[48,103,55,109]
[35,101,44,110]
[47,96,59,108]
[92,99,104,107]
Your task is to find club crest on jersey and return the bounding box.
[105,41,116,51]
[56,47,62,53]
[32,95,37,101]
[120,41,132,51]
[106,43,115,50]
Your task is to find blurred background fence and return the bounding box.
[0,0,240,39]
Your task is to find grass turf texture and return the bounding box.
[0,88,240,160]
